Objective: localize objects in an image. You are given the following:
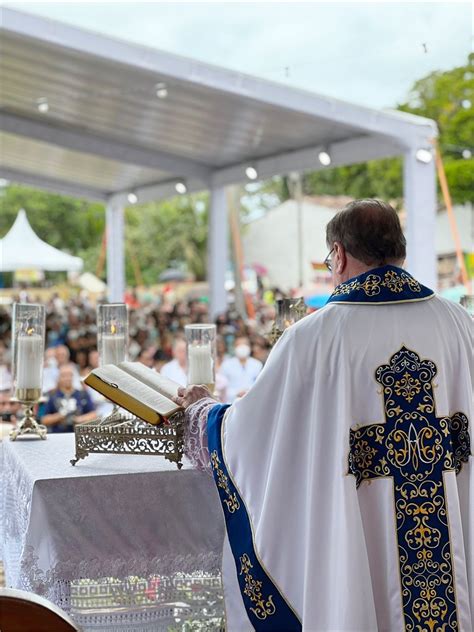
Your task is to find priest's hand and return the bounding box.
[173,385,215,409]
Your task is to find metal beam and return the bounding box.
[2,7,437,145]
[114,178,206,205]
[106,196,126,302]
[0,166,108,201]
[0,110,212,183]
[208,187,229,319]
[211,135,405,189]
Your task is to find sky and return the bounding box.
[2,1,473,109]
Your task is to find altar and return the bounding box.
[0,434,225,631]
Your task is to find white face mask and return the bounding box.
[235,344,251,360]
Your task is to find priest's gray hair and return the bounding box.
[326,199,406,266]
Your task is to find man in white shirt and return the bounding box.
[219,337,263,403]
[160,337,187,386]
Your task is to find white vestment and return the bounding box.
[199,273,473,631]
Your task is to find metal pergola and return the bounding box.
[0,8,438,316]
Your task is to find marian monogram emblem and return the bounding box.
[348,346,471,631]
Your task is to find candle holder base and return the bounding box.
[10,398,47,441]
[268,322,284,346]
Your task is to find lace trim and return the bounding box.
[20,544,222,610]
[1,442,35,586]
[184,398,217,474]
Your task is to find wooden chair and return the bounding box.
[0,588,81,632]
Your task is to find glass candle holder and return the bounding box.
[275,297,307,330]
[12,303,45,402]
[185,324,216,392]
[97,303,128,366]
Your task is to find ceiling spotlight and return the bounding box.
[127,192,138,204]
[155,82,168,99]
[318,150,331,166]
[462,149,472,159]
[415,148,433,163]
[245,166,258,180]
[36,97,49,113]
[175,181,187,194]
[461,99,471,110]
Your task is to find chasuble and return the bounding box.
[185,266,473,631]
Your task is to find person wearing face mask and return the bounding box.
[219,336,263,403]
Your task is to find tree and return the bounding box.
[278,55,474,206]
[125,194,209,285]
[0,185,105,252]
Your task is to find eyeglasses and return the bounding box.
[324,248,334,272]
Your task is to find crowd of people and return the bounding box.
[0,289,279,431]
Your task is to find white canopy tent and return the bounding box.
[0,8,438,315]
[0,209,83,272]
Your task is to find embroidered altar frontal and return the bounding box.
[348,346,471,631]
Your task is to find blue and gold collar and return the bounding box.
[327,265,434,305]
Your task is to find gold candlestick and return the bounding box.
[10,388,47,440]
[268,297,307,345]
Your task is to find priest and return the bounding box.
[175,199,473,631]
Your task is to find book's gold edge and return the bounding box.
[84,373,163,425]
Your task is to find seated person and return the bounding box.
[219,336,263,402]
[41,365,97,432]
[0,389,20,429]
[160,337,187,386]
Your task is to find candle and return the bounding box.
[188,344,214,385]
[101,333,126,366]
[17,333,43,389]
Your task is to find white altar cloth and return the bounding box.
[0,435,225,631]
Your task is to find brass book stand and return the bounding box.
[70,409,185,469]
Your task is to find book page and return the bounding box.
[92,365,180,417]
[119,362,180,400]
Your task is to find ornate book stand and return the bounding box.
[70,410,185,469]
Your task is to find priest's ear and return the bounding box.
[333,241,347,275]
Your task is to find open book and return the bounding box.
[84,362,183,425]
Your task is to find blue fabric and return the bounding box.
[326,265,433,305]
[348,346,470,630]
[207,404,301,631]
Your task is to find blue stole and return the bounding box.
[326,265,434,305]
[207,404,302,631]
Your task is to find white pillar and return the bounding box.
[106,196,125,303]
[208,186,228,319]
[403,148,437,289]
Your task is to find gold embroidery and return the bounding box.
[348,347,470,631]
[239,553,276,620]
[384,270,405,293]
[394,372,422,403]
[210,450,240,513]
[351,439,377,470]
[332,269,423,298]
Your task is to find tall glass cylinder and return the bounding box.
[12,303,45,401]
[97,303,128,366]
[185,324,216,391]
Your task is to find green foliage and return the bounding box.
[0,183,210,286]
[0,184,105,252]
[301,55,473,205]
[125,194,209,284]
